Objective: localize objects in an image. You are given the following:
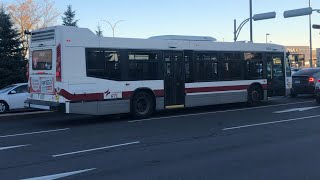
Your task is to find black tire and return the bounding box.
[248,85,263,106]
[131,91,155,119]
[0,101,9,114]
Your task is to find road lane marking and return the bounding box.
[22,168,96,180]
[0,111,51,118]
[273,106,320,113]
[0,144,30,151]
[0,128,70,138]
[128,101,315,123]
[223,114,320,131]
[52,141,140,158]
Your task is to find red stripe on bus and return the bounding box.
[186,84,268,94]
[122,90,165,99]
[58,89,104,101]
[186,85,249,94]
[154,90,165,97]
[59,83,267,101]
[122,91,133,99]
[262,84,268,90]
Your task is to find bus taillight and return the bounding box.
[56,44,62,82]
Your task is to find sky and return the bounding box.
[3,0,320,48]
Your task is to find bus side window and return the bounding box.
[128,51,160,81]
[105,50,121,80]
[244,53,263,80]
[220,52,242,81]
[194,52,218,82]
[86,49,105,78]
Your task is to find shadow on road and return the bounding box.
[1,96,315,129]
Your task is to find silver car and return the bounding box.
[0,83,29,113]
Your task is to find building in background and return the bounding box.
[285,46,317,68]
[317,48,320,68]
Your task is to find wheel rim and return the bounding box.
[136,96,149,115]
[251,90,260,102]
[0,103,6,113]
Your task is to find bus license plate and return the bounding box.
[40,77,54,94]
[295,80,300,84]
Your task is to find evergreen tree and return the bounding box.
[95,24,103,37]
[0,7,26,88]
[62,5,78,27]
[0,6,23,61]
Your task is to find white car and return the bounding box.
[0,83,29,113]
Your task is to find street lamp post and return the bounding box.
[309,0,313,67]
[234,12,276,42]
[266,33,270,43]
[101,20,124,38]
[284,7,320,67]
[250,0,253,42]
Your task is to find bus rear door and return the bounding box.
[266,53,286,96]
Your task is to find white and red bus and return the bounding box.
[25,26,292,118]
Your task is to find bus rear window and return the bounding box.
[32,50,52,70]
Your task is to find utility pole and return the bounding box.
[250,0,253,42]
[309,0,313,67]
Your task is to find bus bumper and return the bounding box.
[24,99,65,112]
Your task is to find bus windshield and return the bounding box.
[32,50,52,70]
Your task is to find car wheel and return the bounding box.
[0,101,9,114]
[131,91,154,119]
[248,85,262,106]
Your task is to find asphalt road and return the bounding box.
[1,96,320,180]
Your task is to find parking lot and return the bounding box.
[0,96,319,179]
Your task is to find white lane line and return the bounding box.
[22,168,96,180]
[0,144,30,151]
[52,141,140,158]
[273,106,320,114]
[0,111,50,118]
[223,114,320,131]
[128,101,315,123]
[0,128,70,138]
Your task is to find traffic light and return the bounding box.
[312,24,320,29]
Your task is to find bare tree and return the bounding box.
[39,0,60,28]
[8,0,59,58]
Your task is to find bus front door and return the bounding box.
[164,52,185,109]
[266,54,286,96]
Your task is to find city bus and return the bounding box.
[25,26,292,118]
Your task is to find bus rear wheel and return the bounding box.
[248,85,262,106]
[131,91,154,119]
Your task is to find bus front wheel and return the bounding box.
[131,91,155,119]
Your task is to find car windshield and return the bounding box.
[0,85,16,94]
